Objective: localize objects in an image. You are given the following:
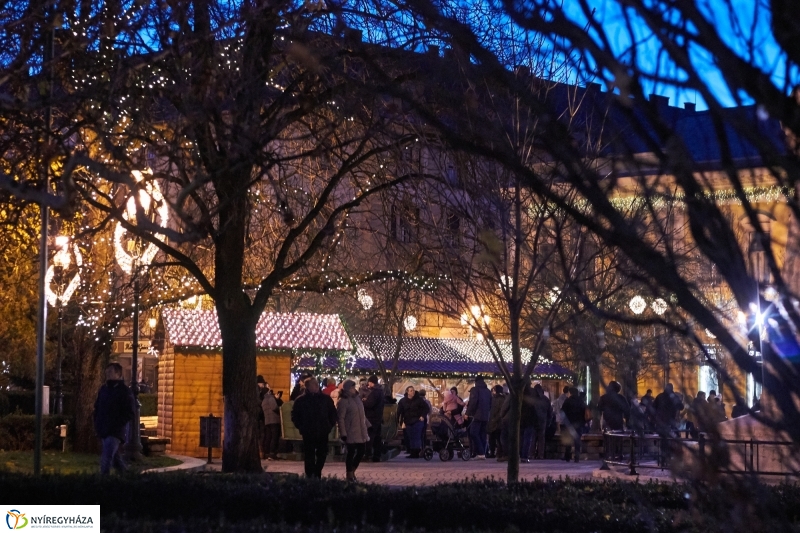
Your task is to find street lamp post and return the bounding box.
[114,169,169,460]
[45,236,81,415]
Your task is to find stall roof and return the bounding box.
[161,308,352,351]
[297,335,573,379]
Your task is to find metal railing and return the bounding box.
[600,431,799,477]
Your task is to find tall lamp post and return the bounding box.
[114,169,168,460]
[45,236,82,414]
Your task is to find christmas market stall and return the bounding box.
[296,335,574,406]
[158,308,352,457]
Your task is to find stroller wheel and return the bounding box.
[439,448,452,461]
[460,450,471,461]
[423,448,434,461]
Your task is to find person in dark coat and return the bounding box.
[562,387,587,462]
[519,382,536,462]
[290,372,311,401]
[652,383,681,466]
[291,377,337,478]
[487,385,505,458]
[93,362,135,474]
[396,387,411,452]
[363,375,384,461]
[399,386,429,458]
[731,398,750,419]
[530,384,552,460]
[465,376,492,459]
[597,381,630,431]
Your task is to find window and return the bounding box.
[391,203,419,243]
[443,209,460,247]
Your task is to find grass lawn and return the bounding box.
[0,451,181,474]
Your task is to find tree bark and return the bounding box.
[218,303,262,472]
[506,377,524,484]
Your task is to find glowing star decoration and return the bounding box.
[651,298,668,315]
[357,288,373,310]
[705,329,717,339]
[629,295,647,315]
[114,169,170,274]
[404,315,417,331]
[45,243,83,307]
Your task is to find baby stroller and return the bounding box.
[424,410,471,461]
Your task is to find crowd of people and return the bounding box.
[595,380,752,438]
[255,372,755,480]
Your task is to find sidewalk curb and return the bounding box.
[142,455,207,473]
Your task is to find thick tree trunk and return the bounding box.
[506,378,524,484]
[71,329,112,453]
[218,303,262,473]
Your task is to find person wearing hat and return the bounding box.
[290,372,312,401]
[291,377,337,478]
[363,375,384,462]
[337,380,371,481]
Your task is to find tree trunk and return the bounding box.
[506,377,524,484]
[218,303,262,473]
[71,330,112,453]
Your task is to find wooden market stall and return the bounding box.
[158,308,352,457]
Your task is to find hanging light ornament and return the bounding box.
[357,288,373,310]
[114,169,170,274]
[404,315,417,331]
[629,295,647,315]
[45,241,83,307]
[651,298,667,315]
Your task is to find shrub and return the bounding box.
[0,392,9,417]
[5,391,35,415]
[0,474,797,532]
[138,393,157,416]
[0,414,71,451]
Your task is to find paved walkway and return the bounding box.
[203,455,604,487]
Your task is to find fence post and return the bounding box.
[599,432,610,470]
[629,433,638,476]
[750,439,755,472]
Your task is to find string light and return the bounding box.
[294,336,573,380]
[162,308,352,351]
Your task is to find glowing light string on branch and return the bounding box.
[113,169,170,274]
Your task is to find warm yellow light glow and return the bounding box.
[148,317,158,330]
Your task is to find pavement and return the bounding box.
[198,455,606,487]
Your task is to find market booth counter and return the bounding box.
[157,308,352,458]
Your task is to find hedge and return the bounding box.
[0,414,71,451]
[0,474,797,532]
[0,392,9,417]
